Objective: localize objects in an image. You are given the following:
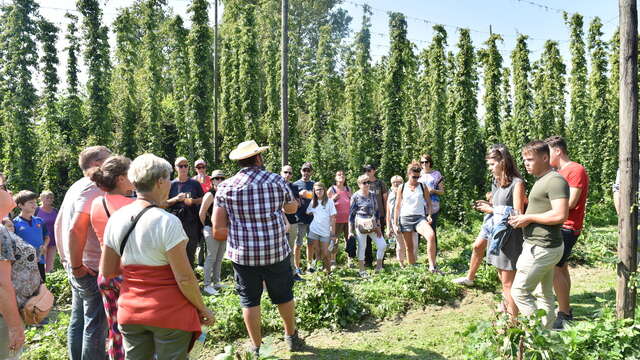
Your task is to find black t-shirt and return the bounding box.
[293,179,315,224]
[168,178,204,226]
[204,188,215,227]
[286,182,300,224]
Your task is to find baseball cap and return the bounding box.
[301,162,313,170]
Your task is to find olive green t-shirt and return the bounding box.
[524,171,569,248]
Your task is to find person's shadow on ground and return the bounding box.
[288,345,447,360]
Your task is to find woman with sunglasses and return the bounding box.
[199,170,227,295]
[327,170,352,268]
[394,161,439,272]
[419,154,444,248]
[349,175,387,277]
[193,159,212,193]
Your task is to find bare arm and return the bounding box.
[510,198,568,228]
[0,260,24,352]
[69,212,96,276]
[330,215,336,237]
[199,192,214,226]
[568,187,582,210]
[212,206,229,241]
[431,179,445,196]
[393,186,403,227]
[99,246,122,278]
[167,241,213,325]
[513,181,526,214]
[184,197,203,206]
[283,199,299,214]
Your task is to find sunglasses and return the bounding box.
[177,164,189,169]
[283,171,292,175]
[421,161,429,164]
[361,181,372,185]
[302,169,311,173]
[196,166,206,169]
[213,177,225,180]
[412,176,420,180]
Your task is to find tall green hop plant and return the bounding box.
[380,13,411,180]
[565,12,589,166]
[531,40,566,140]
[603,29,620,194]
[447,28,482,222]
[479,33,503,147]
[503,35,532,154]
[0,0,40,191]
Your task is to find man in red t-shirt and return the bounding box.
[545,136,589,330]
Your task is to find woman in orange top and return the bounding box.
[100,154,213,360]
[89,155,135,360]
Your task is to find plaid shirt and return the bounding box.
[214,166,293,266]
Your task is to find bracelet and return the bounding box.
[72,265,83,270]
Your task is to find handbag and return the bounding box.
[22,283,54,325]
[355,216,376,233]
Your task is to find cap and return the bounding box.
[174,157,188,166]
[195,159,206,166]
[363,164,376,172]
[301,162,313,170]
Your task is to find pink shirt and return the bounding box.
[330,185,351,224]
[90,193,135,246]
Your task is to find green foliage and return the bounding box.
[45,269,72,305]
[0,0,40,191]
[603,30,620,199]
[462,304,640,360]
[479,33,503,146]
[77,0,112,146]
[531,40,566,140]
[23,311,70,360]
[503,35,532,155]
[586,17,610,201]
[571,225,618,267]
[565,12,589,167]
[447,29,483,222]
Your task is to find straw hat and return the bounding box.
[229,140,269,161]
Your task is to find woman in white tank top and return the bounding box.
[393,162,439,273]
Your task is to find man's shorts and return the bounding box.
[295,223,310,247]
[233,256,294,308]
[556,228,579,267]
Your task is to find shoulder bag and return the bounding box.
[22,284,54,325]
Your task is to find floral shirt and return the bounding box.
[0,225,40,308]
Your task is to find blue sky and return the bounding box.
[37,0,619,86]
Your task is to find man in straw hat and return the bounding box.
[211,140,304,356]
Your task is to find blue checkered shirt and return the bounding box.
[214,166,293,266]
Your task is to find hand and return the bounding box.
[475,202,493,214]
[330,235,337,241]
[375,228,382,238]
[8,322,25,355]
[393,223,400,234]
[427,215,433,224]
[184,198,192,206]
[199,308,215,326]
[39,245,46,256]
[508,214,530,229]
[332,193,340,201]
[72,264,96,278]
[175,193,186,202]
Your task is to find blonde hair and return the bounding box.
[357,174,369,184]
[390,175,403,185]
[128,154,172,193]
[40,190,54,198]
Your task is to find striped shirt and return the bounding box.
[214,166,293,266]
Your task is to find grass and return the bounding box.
[204,225,618,359]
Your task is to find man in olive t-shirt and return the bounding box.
[509,141,569,327]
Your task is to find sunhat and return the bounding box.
[229,140,269,161]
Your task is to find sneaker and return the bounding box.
[285,330,305,352]
[293,273,306,282]
[452,277,474,286]
[359,270,369,278]
[552,311,573,330]
[295,268,305,276]
[213,283,229,290]
[196,265,204,272]
[203,285,219,296]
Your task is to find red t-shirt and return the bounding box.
[558,162,589,233]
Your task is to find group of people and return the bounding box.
[452,136,589,330]
[0,131,605,359]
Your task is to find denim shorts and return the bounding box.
[308,231,331,243]
[398,215,426,233]
[233,256,294,308]
[556,228,579,267]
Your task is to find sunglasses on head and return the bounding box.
[213,177,225,181]
[283,171,292,175]
[196,165,206,169]
[177,164,189,169]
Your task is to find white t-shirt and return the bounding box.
[306,199,337,237]
[103,203,188,266]
[54,177,104,270]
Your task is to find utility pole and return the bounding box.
[280,0,289,166]
[213,0,219,164]
[617,0,639,320]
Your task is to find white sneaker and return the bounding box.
[203,285,219,295]
[452,277,474,286]
[196,265,204,272]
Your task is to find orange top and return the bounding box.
[119,264,201,341]
[90,194,135,245]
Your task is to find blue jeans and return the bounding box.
[68,272,107,360]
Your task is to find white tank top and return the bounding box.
[399,182,426,217]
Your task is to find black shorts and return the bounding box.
[233,255,294,308]
[556,228,579,267]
